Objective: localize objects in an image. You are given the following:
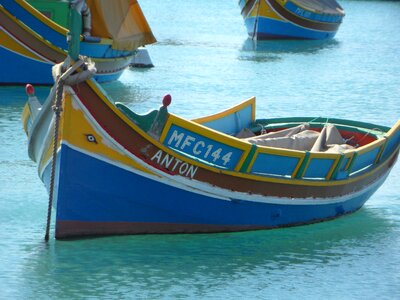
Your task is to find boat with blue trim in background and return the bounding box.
[0,0,155,84]
[239,0,345,40]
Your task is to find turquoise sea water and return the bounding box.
[1,0,399,299]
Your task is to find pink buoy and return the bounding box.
[26,84,35,96]
[162,94,171,107]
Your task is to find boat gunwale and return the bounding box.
[68,79,400,188]
[192,97,256,125]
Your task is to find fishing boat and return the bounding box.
[0,0,155,85]
[239,0,345,40]
[22,1,399,240]
[22,68,400,239]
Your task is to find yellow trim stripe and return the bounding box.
[384,120,400,138]
[62,92,154,175]
[193,97,256,124]
[354,139,386,155]
[0,30,45,61]
[0,5,66,58]
[255,0,283,20]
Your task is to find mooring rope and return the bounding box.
[45,76,65,242]
[44,59,95,241]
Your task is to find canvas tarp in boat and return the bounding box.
[242,124,354,153]
[86,0,156,50]
[244,124,320,151]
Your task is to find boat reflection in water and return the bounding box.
[241,38,339,54]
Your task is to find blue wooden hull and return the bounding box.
[239,0,344,40]
[46,143,386,238]
[0,45,54,85]
[0,0,153,84]
[1,0,133,58]
[0,46,123,85]
[245,17,338,40]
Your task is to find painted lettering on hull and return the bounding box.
[151,150,198,179]
[163,125,244,170]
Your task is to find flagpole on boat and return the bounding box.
[44,0,83,241]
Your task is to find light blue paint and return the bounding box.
[251,152,299,176]
[164,124,244,170]
[381,130,400,161]
[350,147,380,174]
[335,157,350,179]
[304,158,335,179]
[200,105,253,135]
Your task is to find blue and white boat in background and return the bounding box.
[239,0,345,40]
[0,0,156,85]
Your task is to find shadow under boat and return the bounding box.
[22,208,396,297]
